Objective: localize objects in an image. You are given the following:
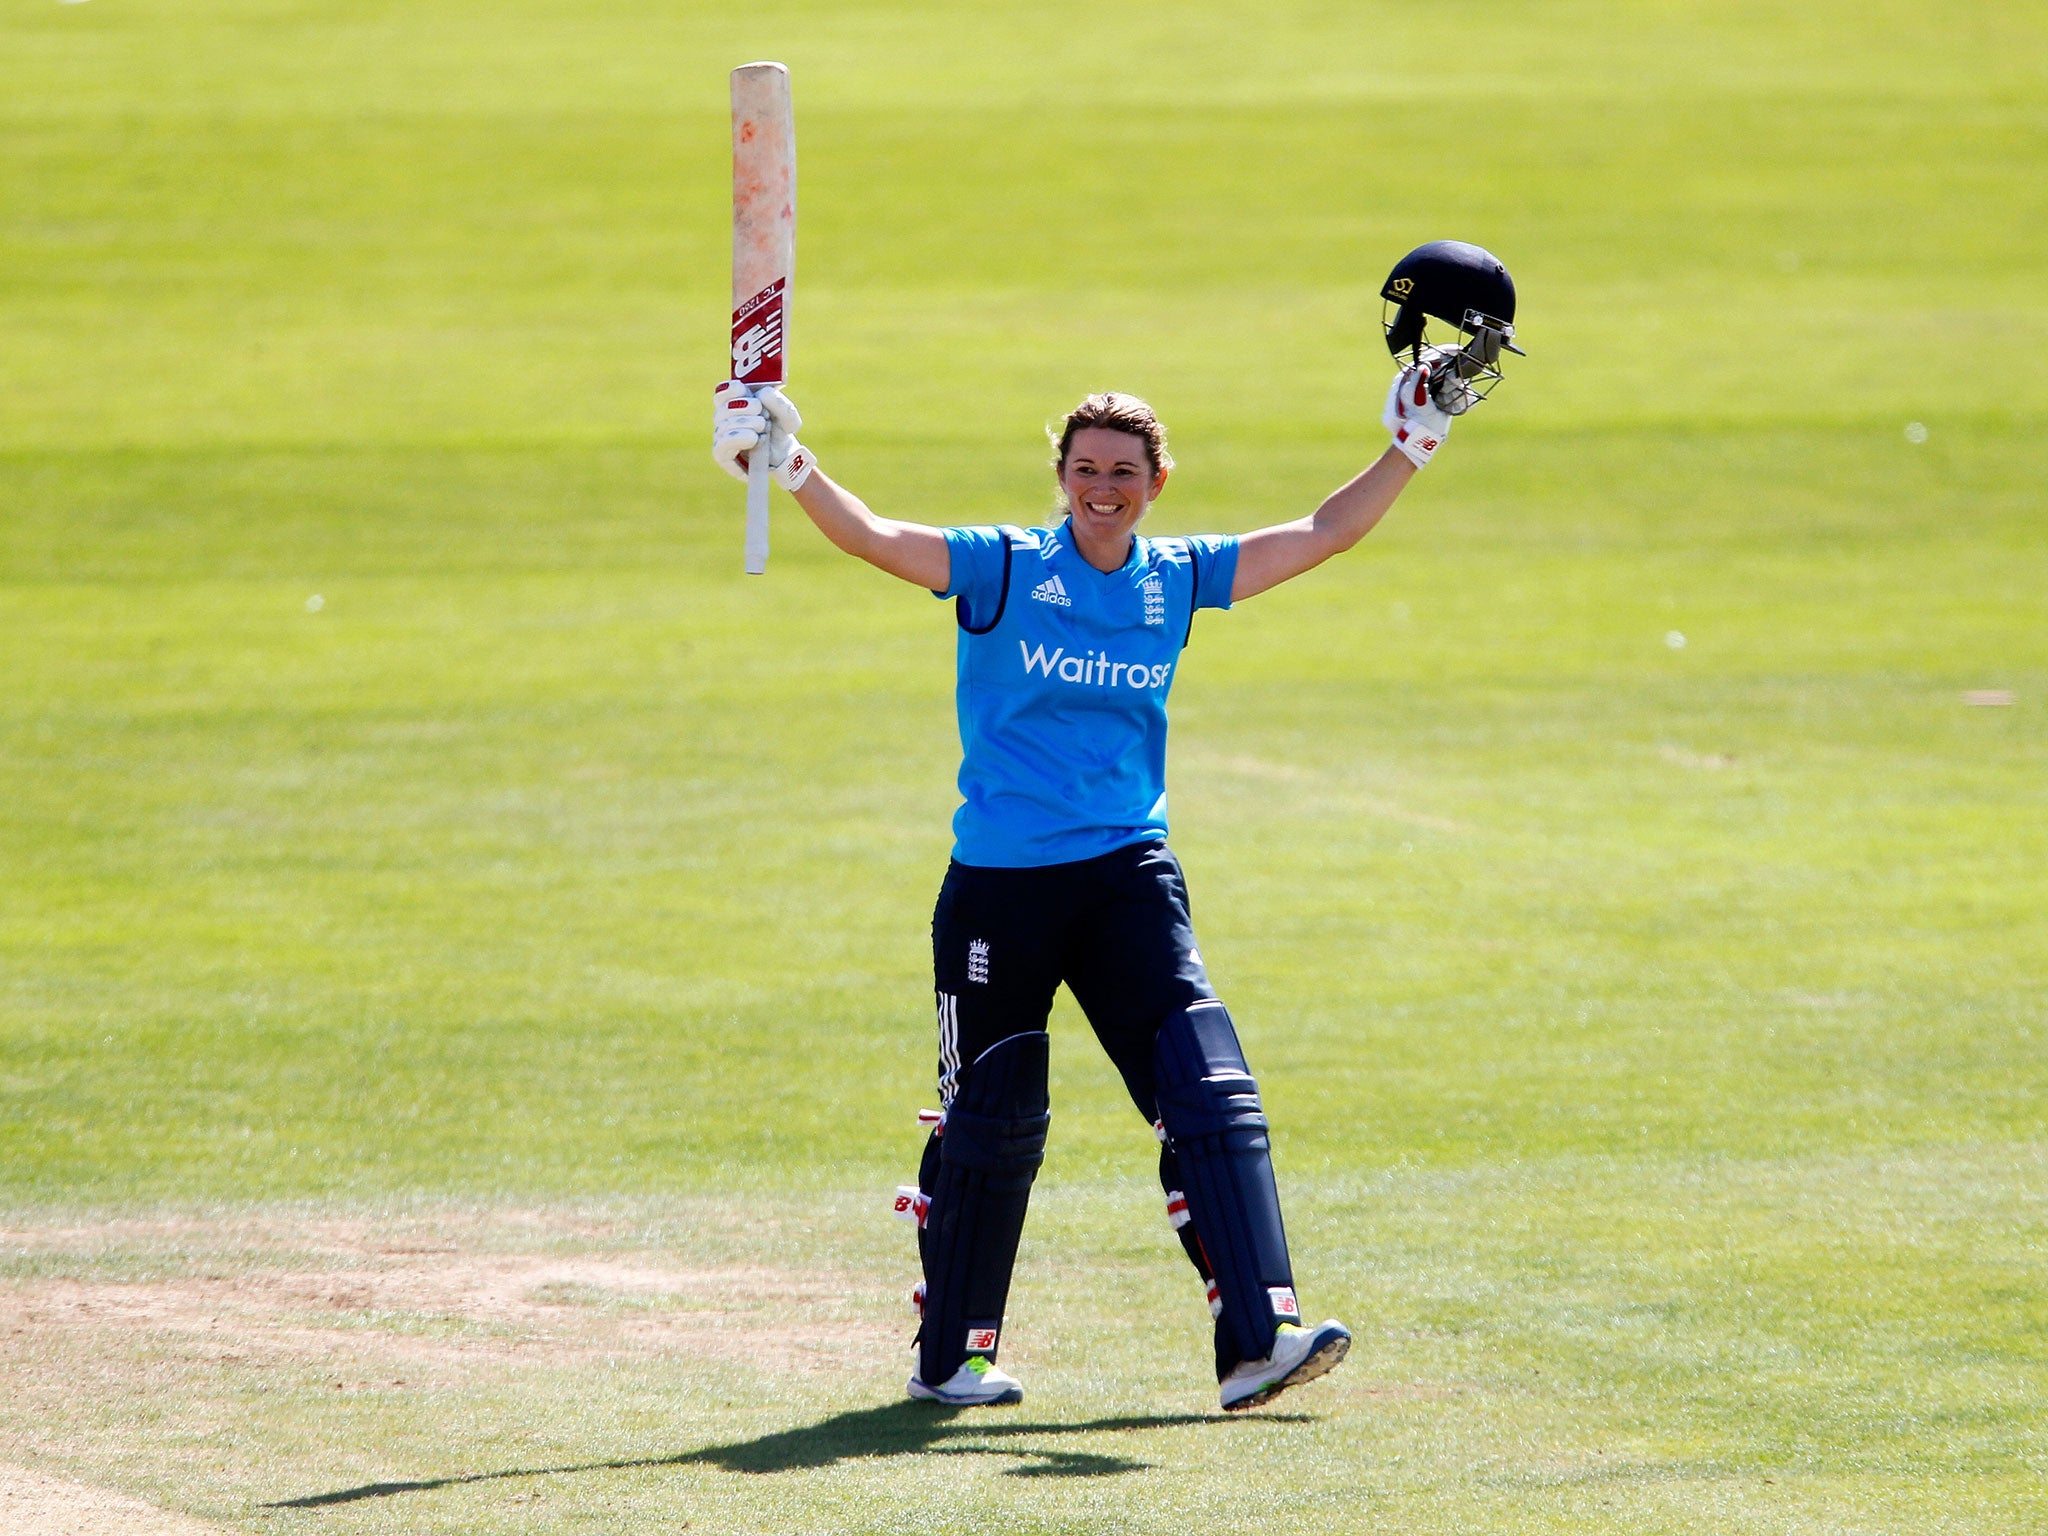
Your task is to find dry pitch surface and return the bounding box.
[3,1466,234,1536]
[2,1205,909,1531]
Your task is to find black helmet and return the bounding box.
[1381,240,1523,413]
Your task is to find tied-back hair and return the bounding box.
[1050,392,1175,477]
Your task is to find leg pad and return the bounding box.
[1154,1001,1297,1365]
[918,1030,1050,1385]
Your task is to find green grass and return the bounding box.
[2,1,2045,1532]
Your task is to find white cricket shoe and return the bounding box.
[907,1355,1025,1407]
[1219,1319,1352,1411]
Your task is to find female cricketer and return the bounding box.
[712,367,1458,1410]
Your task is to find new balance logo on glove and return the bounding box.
[1029,575,1072,607]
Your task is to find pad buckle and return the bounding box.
[891,1185,930,1227]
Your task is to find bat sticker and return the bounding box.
[732,277,786,383]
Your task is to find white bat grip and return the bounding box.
[744,448,770,575]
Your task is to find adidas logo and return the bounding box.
[1029,574,1072,607]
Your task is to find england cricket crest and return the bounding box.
[1141,572,1166,627]
[732,277,786,385]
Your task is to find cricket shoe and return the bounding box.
[1219,1320,1352,1411]
[906,1356,1024,1407]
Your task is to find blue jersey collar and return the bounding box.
[1054,518,1144,578]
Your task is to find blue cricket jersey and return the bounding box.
[936,518,1239,867]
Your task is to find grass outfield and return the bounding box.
[3,1,2046,1532]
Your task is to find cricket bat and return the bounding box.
[730,62,795,576]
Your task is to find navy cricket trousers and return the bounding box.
[927,839,1249,1373]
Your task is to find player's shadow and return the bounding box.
[268,1401,1312,1506]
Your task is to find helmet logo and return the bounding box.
[1389,277,1415,298]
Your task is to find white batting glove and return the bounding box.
[1383,364,1453,468]
[755,385,815,492]
[712,379,763,483]
[710,380,815,491]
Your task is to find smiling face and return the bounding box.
[1057,426,1169,548]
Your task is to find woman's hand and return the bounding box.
[710,380,949,590]
[1383,364,1454,469]
[712,380,816,491]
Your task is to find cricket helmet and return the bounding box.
[1380,240,1523,413]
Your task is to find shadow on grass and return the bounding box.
[268,1400,1313,1505]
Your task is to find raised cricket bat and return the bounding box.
[731,62,794,576]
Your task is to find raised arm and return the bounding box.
[1231,447,1416,601]
[1229,366,1451,602]
[790,469,950,591]
[713,382,949,591]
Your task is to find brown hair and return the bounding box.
[1050,392,1174,477]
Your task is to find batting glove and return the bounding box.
[1383,364,1453,469]
[712,379,763,482]
[710,380,815,492]
[756,385,815,492]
